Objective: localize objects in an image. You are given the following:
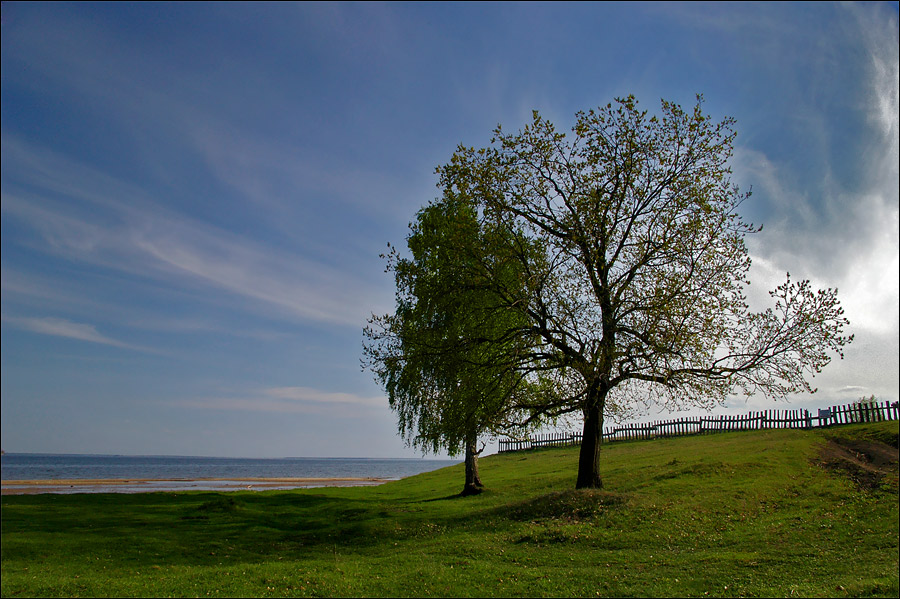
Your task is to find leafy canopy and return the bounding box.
[437,95,852,420]
[367,94,852,489]
[363,192,544,456]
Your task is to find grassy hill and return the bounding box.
[2,421,897,597]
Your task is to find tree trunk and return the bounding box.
[461,429,484,496]
[576,388,604,489]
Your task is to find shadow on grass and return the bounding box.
[420,489,492,502]
[14,486,632,567]
[492,488,629,522]
[3,483,637,566]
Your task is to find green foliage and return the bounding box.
[431,94,854,487]
[363,193,547,458]
[2,422,897,597]
[440,94,853,409]
[855,394,878,406]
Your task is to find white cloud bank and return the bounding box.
[738,6,899,338]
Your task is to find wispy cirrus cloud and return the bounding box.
[178,386,385,416]
[1,314,151,352]
[1,265,286,343]
[264,386,385,407]
[1,136,376,329]
[733,5,899,337]
[851,1,899,166]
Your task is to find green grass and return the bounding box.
[2,421,897,597]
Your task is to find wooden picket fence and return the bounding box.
[497,400,899,453]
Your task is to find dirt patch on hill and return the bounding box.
[817,435,899,492]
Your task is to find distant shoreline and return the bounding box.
[1,477,389,495]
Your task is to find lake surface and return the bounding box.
[0,453,460,494]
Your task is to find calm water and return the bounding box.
[0,454,460,493]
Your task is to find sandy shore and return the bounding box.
[1,477,390,495]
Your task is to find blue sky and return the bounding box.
[2,2,897,458]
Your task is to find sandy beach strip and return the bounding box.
[1,477,390,495]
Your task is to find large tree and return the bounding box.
[363,192,547,495]
[437,95,853,489]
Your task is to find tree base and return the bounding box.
[460,483,484,496]
[575,478,604,490]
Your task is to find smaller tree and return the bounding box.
[363,192,543,495]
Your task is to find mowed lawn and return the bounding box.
[2,421,897,598]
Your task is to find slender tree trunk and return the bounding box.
[461,429,484,496]
[576,386,605,489]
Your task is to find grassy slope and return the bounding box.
[1,421,897,598]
